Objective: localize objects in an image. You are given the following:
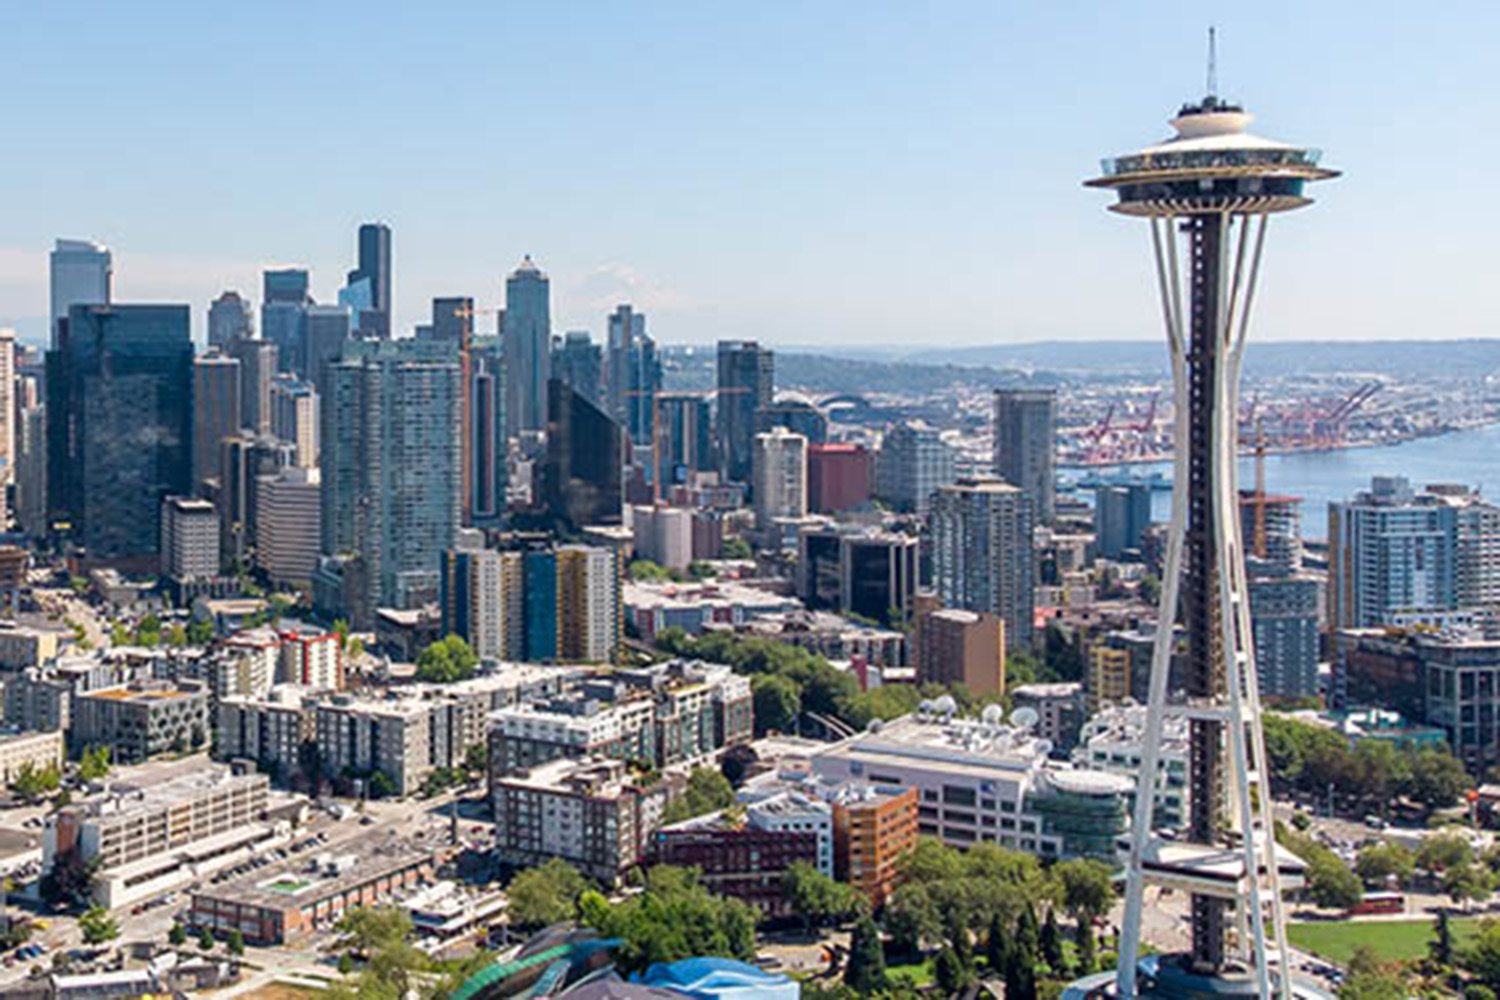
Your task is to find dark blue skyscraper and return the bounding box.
[346,222,392,338]
[262,268,311,376]
[716,340,773,486]
[504,256,550,435]
[46,304,193,569]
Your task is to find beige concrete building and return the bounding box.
[0,729,64,784]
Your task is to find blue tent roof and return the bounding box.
[637,958,798,1000]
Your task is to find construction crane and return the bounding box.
[1082,403,1117,464]
[1314,381,1381,448]
[1252,420,1268,559]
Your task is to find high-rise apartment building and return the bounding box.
[1329,476,1459,629]
[504,256,551,435]
[541,379,622,531]
[193,354,242,493]
[208,291,254,349]
[302,304,351,393]
[716,341,773,486]
[15,401,45,536]
[753,427,808,529]
[557,545,621,663]
[468,343,506,523]
[808,443,873,514]
[930,477,1035,650]
[47,304,193,569]
[321,339,462,625]
[875,420,956,517]
[993,388,1056,525]
[49,239,112,348]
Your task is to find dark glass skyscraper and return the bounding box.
[656,393,713,488]
[47,304,193,569]
[553,331,603,408]
[346,222,392,338]
[716,340,773,487]
[469,341,507,524]
[541,378,622,531]
[993,388,1057,525]
[504,257,551,434]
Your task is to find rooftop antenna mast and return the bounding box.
[1206,26,1218,99]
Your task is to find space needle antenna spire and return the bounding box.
[1207,26,1218,99]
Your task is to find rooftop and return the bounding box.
[193,832,432,912]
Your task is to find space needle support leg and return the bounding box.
[1119,214,1190,1000]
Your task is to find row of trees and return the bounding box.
[1263,714,1470,813]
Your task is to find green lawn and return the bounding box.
[1288,918,1481,966]
[886,959,935,988]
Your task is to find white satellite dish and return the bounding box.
[981,704,1005,726]
[1035,738,1055,757]
[1010,706,1040,730]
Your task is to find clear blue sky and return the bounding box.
[1,2,1494,348]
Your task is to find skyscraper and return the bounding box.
[606,305,660,444]
[716,341,773,486]
[15,400,45,537]
[346,222,392,338]
[229,338,277,437]
[469,342,506,524]
[321,339,462,625]
[930,477,1034,651]
[270,376,319,468]
[261,269,310,376]
[874,420,956,516]
[193,354,242,493]
[302,304,352,394]
[431,297,476,523]
[993,388,1057,525]
[255,466,322,588]
[46,304,193,569]
[207,291,254,349]
[49,239,112,349]
[442,539,525,663]
[655,393,713,490]
[504,256,550,435]
[553,331,603,408]
[541,378,622,531]
[1094,483,1153,560]
[0,329,15,488]
[752,427,808,529]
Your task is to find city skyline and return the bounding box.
[2,3,1495,346]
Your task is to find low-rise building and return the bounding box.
[491,756,667,884]
[829,783,919,908]
[714,610,908,667]
[217,686,319,785]
[70,681,211,762]
[0,729,64,784]
[1073,702,1189,831]
[0,623,64,671]
[1010,682,1085,752]
[624,578,800,640]
[3,670,70,733]
[916,608,1005,697]
[190,836,435,945]
[654,810,820,917]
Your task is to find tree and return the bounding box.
[227,929,245,956]
[198,926,215,951]
[934,947,973,997]
[169,924,187,947]
[1465,921,1500,991]
[1056,859,1115,923]
[1406,748,1471,811]
[1419,833,1476,876]
[844,915,887,993]
[884,885,937,957]
[78,746,111,783]
[78,906,118,945]
[944,907,971,969]
[1007,905,1040,1000]
[415,635,479,683]
[1341,946,1408,1000]
[1041,907,1066,975]
[1445,863,1493,910]
[1306,852,1363,910]
[164,624,188,648]
[332,618,351,651]
[662,767,735,824]
[783,862,862,934]
[366,770,397,799]
[751,674,801,736]
[463,742,488,773]
[187,618,214,645]
[1356,842,1415,888]
[582,866,756,974]
[338,953,354,975]
[1076,919,1097,976]
[10,762,60,804]
[507,859,588,928]
[1432,909,1455,967]
[721,537,753,560]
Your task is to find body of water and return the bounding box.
[1075,423,1500,540]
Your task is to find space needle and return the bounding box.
[1072,37,1338,1000]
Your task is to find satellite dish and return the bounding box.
[867,718,884,733]
[1035,738,1055,757]
[934,695,958,716]
[1010,706,1040,730]
[981,704,1005,725]
[918,699,934,715]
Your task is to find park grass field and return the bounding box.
[1288,917,1482,965]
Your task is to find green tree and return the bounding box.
[751,674,801,736]
[1076,919,1097,976]
[198,926,215,951]
[944,907,971,969]
[415,635,479,683]
[1306,852,1363,910]
[934,947,973,997]
[164,624,188,648]
[721,537,753,560]
[1007,905,1040,1000]
[109,623,131,647]
[1356,842,1415,887]
[169,924,187,947]
[884,884,938,957]
[581,865,756,974]
[78,745,111,782]
[366,770,397,799]
[227,929,245,956]
[986,911,1012,979]
[1465,921,1500,991]
[662,766,735,824]
[507,859,589,928]
[332,618,351,650]
[1041,907,1066,975]
[1433,909,1455,967]
[1406,748,1471,810]
[1446,863,1493,910]
[783,861,863,934]
[1419,833,1476,876]
[10,762,61,804]
[187,618,214,645]
[78,906,118,945]
[338,953,354,975]
[1056,859,1115,923]
[1340,946,1408,1000]
[844,914,887,993]
[1467,988,1498,1000]
[463,741,488,773]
